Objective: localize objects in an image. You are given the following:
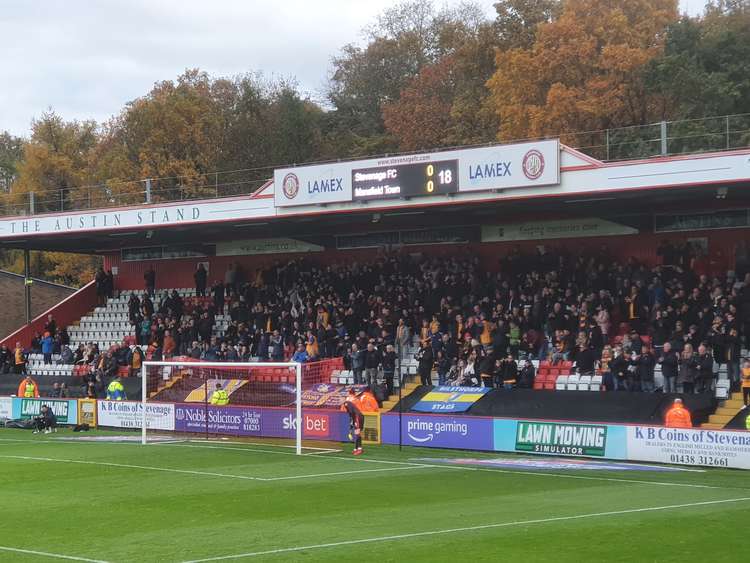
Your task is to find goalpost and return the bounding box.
[140,360,304,454]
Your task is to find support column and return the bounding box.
[24,249,32,324]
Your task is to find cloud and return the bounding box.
[0,0,692,137]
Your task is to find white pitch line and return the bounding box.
[263,465,431,481]
[182,496,750,562]
[2,436,743,491]
[0,454,433,482]
[0,454,263,481]
[0,545,109,562]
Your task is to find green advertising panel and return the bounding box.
[515,421,607,456]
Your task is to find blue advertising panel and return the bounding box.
[381,413,494,450]
[412,386,492,413]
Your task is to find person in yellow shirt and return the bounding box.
[14,342,26,375]
[210,383,229,406]
[741,360,750,408]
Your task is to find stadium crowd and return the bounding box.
[4,241,749,398]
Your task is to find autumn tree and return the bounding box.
[12,112,99,212]
[487,0,679,141]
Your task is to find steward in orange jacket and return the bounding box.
[664,398,692,428]
[357,390,380,413]
[17,375,40,398]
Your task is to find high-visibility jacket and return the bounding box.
[106,380,126,401]
[210,389,229,405]
[357,392,379,413]
[665,405,692,428]
[17,379,39,398]
[746,414,750,432]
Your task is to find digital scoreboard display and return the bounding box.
[352,159,459,201]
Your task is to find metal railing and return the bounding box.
[1,113,749,218]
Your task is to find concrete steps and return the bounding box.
[702,391,745,429]
[381,379,420,412]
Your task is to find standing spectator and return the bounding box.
[105,270,114,299]
[634,346,656,392]
[725,328,741,391]
[351,343,365,385]
[415,340,434,386]
[610,346,629,391]
[364,342,381,388]
[695,343,714,393]
[500,354,518,389]
[436,350,450,386]
[212,281,225,313]
[382,344,396,396]
[194,263,208,297]
[678,344,697,394]
[518,359,535,388]
[13,341,26,374]
[44,314,57,337]
[95,267,107,306]
[224,263,238,298]
[741,360,750,407]
[41,331,54,365]
[291,343,309,363]
[144,267,156,297]
[0,345,10,374]
[658,342,679,394]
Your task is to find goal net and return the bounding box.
[140,360,348,454]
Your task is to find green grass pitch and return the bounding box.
[0,428,748,562]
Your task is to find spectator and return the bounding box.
[695,343,715,393]
[364,342,380,388]
[291,343,309,363]
[144,267,156,297]
[742,360,750,408]
[678,344,697,394]
[41,331,54,365]
[33,404,57,434]
[194,263,208,297]
[382,344,396,396]
[415,341,434,386]
[44,314,57,337]
[13,342,26,374]
[658,342,679,394]
[351,343,365,385]
[518,359,535,388]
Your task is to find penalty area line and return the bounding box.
[181,496,750,562]
[0,545,109,562]
[0,454,433,482]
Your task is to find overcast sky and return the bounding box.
[1,0,703,138]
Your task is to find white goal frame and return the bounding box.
[141,360,304,454]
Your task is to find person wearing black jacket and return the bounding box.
[33,405,57,434]
[695,343,715,393]
[194,263,208,297]
[364,342,381,388]
[610,348,630,391]
[633,347,656,392]
[382,344,397,396]
[576,344,596,376]
[518,359,535,388]
[415,341,434,386]
[658,342,679,393]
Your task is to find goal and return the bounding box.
[140,360,306,453]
